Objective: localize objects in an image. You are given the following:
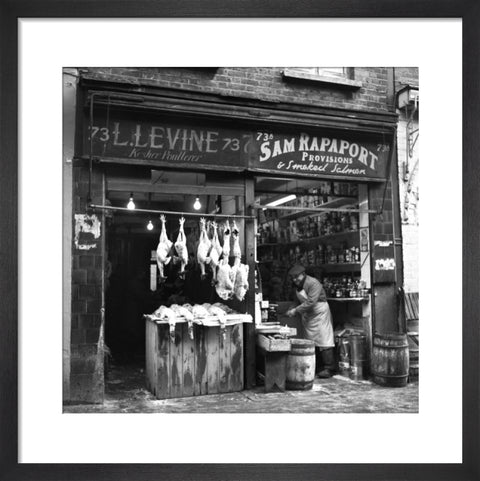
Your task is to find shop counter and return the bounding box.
[145,314,252,399]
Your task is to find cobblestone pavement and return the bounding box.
[64,363,419,414]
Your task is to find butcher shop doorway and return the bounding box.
[103,167,247,380]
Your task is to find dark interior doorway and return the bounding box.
[105,233,158,363]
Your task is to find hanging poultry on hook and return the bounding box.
[174,217,189,279]
[156,215,173,283]
[152,215,249,302]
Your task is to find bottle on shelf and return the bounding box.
[344,246,352,263]
[323,277,369,299]
[317,244,324,265]
[350,214,358,231]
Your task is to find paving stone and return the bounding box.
[64,363,418,414]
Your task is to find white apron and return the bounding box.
[296,289,334,348]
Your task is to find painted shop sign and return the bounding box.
[252,130,390,180]
[83,112,391,181]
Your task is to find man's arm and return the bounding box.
[291,279,322,315]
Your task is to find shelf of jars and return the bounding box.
[258,243,361,266]
[258,209,359,246]
[278,196,358,221]
[256,259,360,271]
[323,278,370,300]
[320,263,361,272]
[327,297,369,302]
[257,230,359,249]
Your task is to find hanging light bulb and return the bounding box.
[147,220,154,231]
[193,196,201,210]
[127,192,135,210]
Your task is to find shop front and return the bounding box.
[68,79,400,402]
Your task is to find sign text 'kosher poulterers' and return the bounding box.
[84,118,390,180]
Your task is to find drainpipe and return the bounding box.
[389,68,406,332]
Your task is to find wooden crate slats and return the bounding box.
[219,326,231,393]
[170,325,184,399]
[182,323,195,397]
[146,320,245,399]
[157,324,172,399]
[256,333,291,352]
[206,326,220,394]
[145,320,155,393]
[194,324,208,395]
[405,292,419,321]
[405,295,413,320]
[407,334,419,348]
[411,293,419,316]
[230,323,244,392]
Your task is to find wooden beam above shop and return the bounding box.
[106,179,245,197]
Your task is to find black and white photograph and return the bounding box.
[5,13,475,480]
[62,66,420,414]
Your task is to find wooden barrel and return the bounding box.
[286,339,315,390]
[372,332,409,387]
[349,334,366,380]
[406,334,419,382]
[408,346,419,381]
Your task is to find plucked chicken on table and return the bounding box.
[192,303,210,319]
[169,303,194,321]
[170,303,194,339]
[153,304,177,341]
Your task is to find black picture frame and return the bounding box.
[1,2,478,480]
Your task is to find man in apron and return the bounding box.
[286,264,335,378]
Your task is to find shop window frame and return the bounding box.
[282,67,362,89]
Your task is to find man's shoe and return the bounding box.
[317,369,332,379]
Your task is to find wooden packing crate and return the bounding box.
[256,334,291,352]
[145,318,245,399]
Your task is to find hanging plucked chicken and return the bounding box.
[174,216,188,278]
[233,262,249,302]
[221,220,231,259]
[208,221,222,285]
[231,219,242,259]
[230,220,249,302]
[215,221,234,300]
[156,215,173,282]
[197,217,211,280]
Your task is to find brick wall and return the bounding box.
[394,67,419,294]
[402,225,419,293]
[394,67,419,89]
[69,160,105,403]
[82,67,391,113]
